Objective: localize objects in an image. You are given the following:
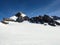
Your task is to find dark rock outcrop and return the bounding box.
[52,16,60,20]
[29,14,60,26]
[23,16,30,21]
[1,12,60,26]
[15,12,21,17]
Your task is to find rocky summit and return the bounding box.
[1,12,60,26]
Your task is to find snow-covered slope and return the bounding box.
[10,16,18,21]
[0,21,60,45]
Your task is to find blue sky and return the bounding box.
[0,0,60,20]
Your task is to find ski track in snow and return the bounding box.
[0,21,60,45]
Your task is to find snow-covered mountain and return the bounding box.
[10,12,26,21]
[0,12,60,45]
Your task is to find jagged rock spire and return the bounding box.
[10,12,26,21]
[15,12,26,17]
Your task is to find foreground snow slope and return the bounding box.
[0,21,60,45]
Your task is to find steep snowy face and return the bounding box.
[20,12,26,17]
[10,16,18,21]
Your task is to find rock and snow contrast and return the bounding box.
[0,12,60,45]
[10,12,26,21]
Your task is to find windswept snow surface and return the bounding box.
[0,21,60,45]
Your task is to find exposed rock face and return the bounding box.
[16,16,24,22]
[15,12,29,22]
[15,12,26,17]
[1,12,60,26]
[9,12,27,22]
[29,15,60,26]
[1,12,27,24]
[52,16,60,20]
[23,16,30,21]
[42,15,56,26]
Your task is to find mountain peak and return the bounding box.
[10,12,26,21]
[15,12,26,17]
[1,12,60,26]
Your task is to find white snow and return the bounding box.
[0,21,60,45]
[10,16,18,21]
[21,12,26,17]
[55,20,60,23]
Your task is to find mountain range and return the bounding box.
[0,12,60,45]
